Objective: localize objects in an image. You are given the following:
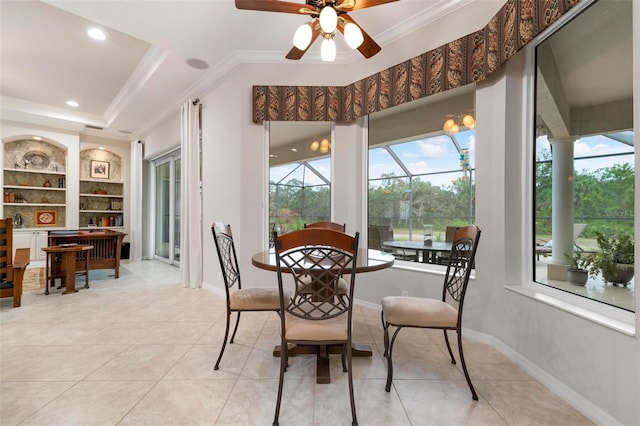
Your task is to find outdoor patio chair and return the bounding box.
[536,223,586,260]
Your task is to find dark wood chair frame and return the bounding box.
[304,221,346,232]
[273,227,360,426]
[381,225,481,400]
[211,222,283,370]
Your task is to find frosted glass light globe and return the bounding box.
[293,23,312,50]
[319,7,338,33]
[321,38,336,62]
[344,22,364,49]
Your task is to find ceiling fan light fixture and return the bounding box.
[343,22,364,49]
[319,6,338,33]
[293,23,313,50]
[321,37,336,62]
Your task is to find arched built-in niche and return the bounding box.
[79,148,124,229]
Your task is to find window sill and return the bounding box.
[506,284,636,336]
[390,260,476,280]
[391,259,447,275]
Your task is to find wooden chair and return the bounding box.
[304,221,346,232]
[273,228,360,426]
[0,218,30,307]
[302,221,349,295]
[211,222,291,370]
[381,225,481,399]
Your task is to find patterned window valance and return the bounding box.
[252,0,581,123]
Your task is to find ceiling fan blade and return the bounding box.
[338,14,381,58]
[235,0,309,14]
[285,26,322,60]
[336,0,398,12]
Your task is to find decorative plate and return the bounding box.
[23,151,50,170]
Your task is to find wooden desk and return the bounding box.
[47,230,126,278]
[252,248,394,384]
[42,244,93,294]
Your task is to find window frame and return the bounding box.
[510,0,636,336]
[367,128,476,273]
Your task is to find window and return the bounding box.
[270,157,331,233]
[533,0,634,311]
[269,121,332,237]
[368,91,476,264]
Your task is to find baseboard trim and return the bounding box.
[463,328,621,426]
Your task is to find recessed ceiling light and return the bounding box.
[291,148,298,152]
[87,28,106,41]
[186,58,209,70]
[33,136,42,140]
[66,100,79,107]
[98,146,106,150]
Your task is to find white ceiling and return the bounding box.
[0,0,480,142]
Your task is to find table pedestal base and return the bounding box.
[273,343,373,384]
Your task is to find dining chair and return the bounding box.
[304,221,346,232]
[300,221,349,294]
[0,218,31,307]
[381,224,481,399]
[273,227,360,426]
[211,222,291,370]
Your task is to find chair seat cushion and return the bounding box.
[381,296,458,328]
[230,287,292,310]
[285,312,348,341]
[0,280,13,290]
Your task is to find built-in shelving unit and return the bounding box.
[79,179,124,228]
[78,149,124,230]
[3,139,67,229]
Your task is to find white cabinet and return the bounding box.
[13,229,48,261]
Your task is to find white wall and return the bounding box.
[138,3,639,425]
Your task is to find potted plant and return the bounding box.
[588,232,635,286]
[565,252,590,286]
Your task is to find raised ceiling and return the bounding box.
[1,0,480,141]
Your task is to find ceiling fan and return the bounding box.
[235,0,398,61]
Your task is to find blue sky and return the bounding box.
[536,133,635,173]
[270,130,633,189]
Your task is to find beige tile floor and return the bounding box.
[1,260,593,425]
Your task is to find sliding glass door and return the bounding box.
[153,152,181,265]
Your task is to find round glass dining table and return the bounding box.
[251,248,395,384]
[251,248,395,272]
